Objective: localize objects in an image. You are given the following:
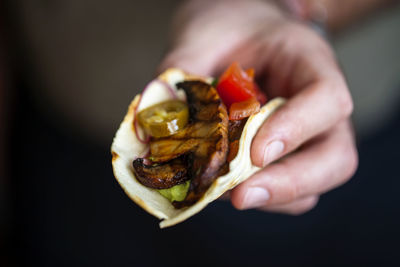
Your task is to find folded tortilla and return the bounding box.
[111,68,285,228]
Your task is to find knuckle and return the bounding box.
[337,141,359,186]
[270,162,300,203]
[262,163,300,205]
[274,111,303,150]
[344,146,359,180]
[285,177,300,203]
[288,197,319,216]
[272,162,301,204]
[289,117,304,142]
[287,207,311,216]
[337,86,354,118]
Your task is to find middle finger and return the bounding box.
[232,121,358,209]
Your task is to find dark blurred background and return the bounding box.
[2,1,400,266]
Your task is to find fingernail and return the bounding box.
[263,140,284,167]
[242,187,270,209]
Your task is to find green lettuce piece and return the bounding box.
[211,78,219,87]
[157,180,190,202]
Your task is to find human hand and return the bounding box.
[158,0,358,215]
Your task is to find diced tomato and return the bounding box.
[216,62,267,111]
[245,68,255,79]
[216,62,256,109]
[229,97,260,121]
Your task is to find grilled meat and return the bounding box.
[149,121,220,163]
[132,81,229,207]
[228,119,247,142]
[171,81,229,207]
[226,119,247,163]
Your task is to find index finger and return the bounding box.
[251,74,353,167]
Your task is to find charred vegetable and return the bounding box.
[132,157,189,189]
[133,81,229,207]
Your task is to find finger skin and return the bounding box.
[231,121,358,209]
[250,24,353,168]
[258,195,319,215]
[157,2,358,215]
[251,76,353,168]
[157,0,286,77]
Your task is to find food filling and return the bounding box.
[132,63,266,208]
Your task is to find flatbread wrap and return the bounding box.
[111,66,285,228]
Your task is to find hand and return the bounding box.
[159,0,358,215]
